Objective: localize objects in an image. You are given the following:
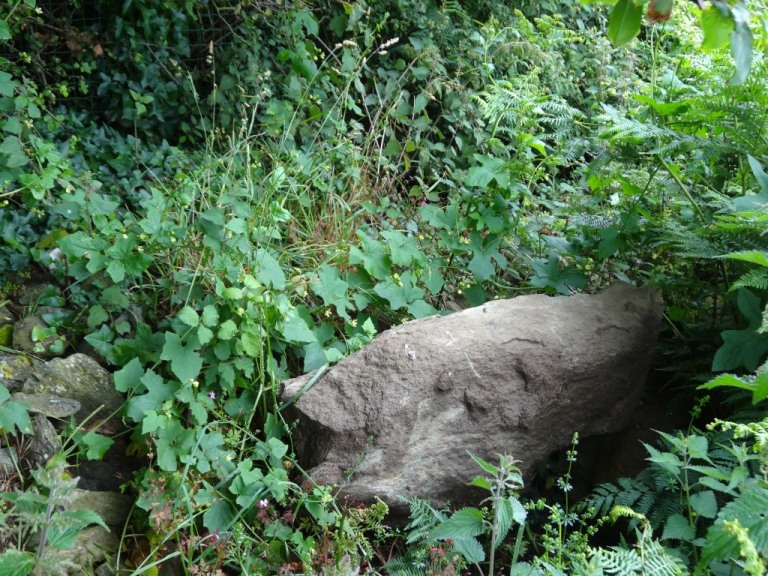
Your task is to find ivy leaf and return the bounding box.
[156,419,195,471]
[0,399,33,435]
[161,332,203,384]
[312,265,352,320]
[712,289,768,372]
[114,357,144,393]
[608,0,643,47]
[466,154,509,188]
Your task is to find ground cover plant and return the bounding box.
[1,0,767,573]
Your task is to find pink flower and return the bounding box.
[259,499,269,508]
[209,391,216,400]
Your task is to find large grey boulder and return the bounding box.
[281,283,662,513]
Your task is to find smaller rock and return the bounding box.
[68,490,133,527]
[11,392,81,419]
[0,353,41,393]
[29,413,62,467]
[12,316,63,358]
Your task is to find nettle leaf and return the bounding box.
[712,289,768,371]
[312,265,353,320]
[0,550,35,576]
[429,507,486,541]
[690,490,718,519]
[453,537,486,564]
[608,0,643,47]
[703,484,768,564]
[661,513,695,541]
[161,332,203,384]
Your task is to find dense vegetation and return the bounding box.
[1,0,767,574]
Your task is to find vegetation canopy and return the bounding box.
[0,0,767,573]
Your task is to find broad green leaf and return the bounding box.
[0,21,12,42]
[494,498,515,547]
[608,0,644,47]
[350,233,391,279]
[469,452,500,476]
[201,304,219,327]
[254,248,286,289]
[279,307,316,344]
[661,513,695,541]
[703,485,768,564]
[203,499,236,533]
[468,233,506,281]
[156,419,195,471]
[312,265,352,320]
[429,507,485,541]
[712,289,768,371]
[160,332,203,384]
[82,431,114,460]
[0,136,28,168]
[124,370,177,423]
[722,250,768,268]
[222,287,243,300]
[0,550,35,576]
[0,400,33,435]
[197,325,214,345]
[113,357,144,393]
[690,490,718,519]
[729,13,752,85]
[373,272,423,311]
[701,5,733,50]
[453,537,486,564]
[177,305,199,327]
[748,155,768,194]
[381,230,426,267]
[217,319,238,340]
[466,154,509,188]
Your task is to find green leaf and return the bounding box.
[495,498,515,547]
[124,370,176,423]
[381,230,426,267]
[690,490,718,519]
[0,400,33,435]
[469,452,500,476]
[429,507,486,541]
[177,305,199,327]
[254,248,286,289]
[350,233,391,279]
[0,21,12,42]
[453,537,486,564]
[217,319,237,340]
[156,419,195,471]
[373,272,423,310]
[114,357,144,393]
[466,154,509,188]
[312,265,352,321]
[729,7,752,85]
[747,155,768,195]
[203,498,236,533]
[0,136,29,168]
[82,431,114,460]
[712,289,768,371]
[701,5,734,50]
[662,513,695,541]
[0,550,35,576]
[468,233,506,281]
[279,307,316,344]
[722,250,768,268]
[608,0,644,47]
[201,304,219,328]
[161,332,203,384]
[703,485,768,564]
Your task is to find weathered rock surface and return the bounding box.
[22,353,123,423]
[281,283,662,513]
[0,352,42,392]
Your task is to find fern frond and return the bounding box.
[731,267,768,292]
